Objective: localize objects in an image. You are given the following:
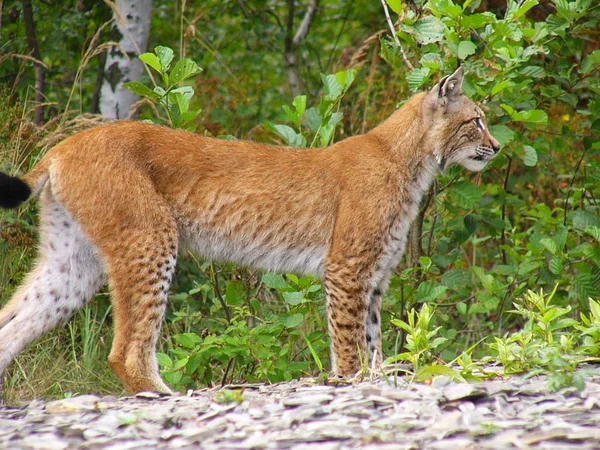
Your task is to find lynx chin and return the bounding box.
[0,67,500,394]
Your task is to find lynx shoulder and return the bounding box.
[0,67,499,394]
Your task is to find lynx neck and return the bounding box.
[368,92,437,202]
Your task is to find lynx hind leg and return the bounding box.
[0,188,105,379]
[324,258,370,377]
[103,226,177,395]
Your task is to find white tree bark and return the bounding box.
[100,0,153,119]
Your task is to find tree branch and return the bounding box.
[293,0,318,45]
[379,0,413,70]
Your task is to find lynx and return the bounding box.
[0,67,499,394]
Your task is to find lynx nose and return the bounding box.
[490,136,501,154]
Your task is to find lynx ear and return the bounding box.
[437,67,464,100]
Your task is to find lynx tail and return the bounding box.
[0,172,31,209]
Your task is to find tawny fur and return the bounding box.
[0,68,499,394]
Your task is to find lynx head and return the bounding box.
[424,67,500,172]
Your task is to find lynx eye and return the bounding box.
[473,117,485,130]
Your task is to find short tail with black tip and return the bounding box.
[0,172,32,209]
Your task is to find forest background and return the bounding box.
[1,0,600,401]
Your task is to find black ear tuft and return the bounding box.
[0,172,31,209]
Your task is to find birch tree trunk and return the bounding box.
[100,0,153,119]
[22,0,45,125]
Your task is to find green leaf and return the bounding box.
[489,125,514,146]
[155,45,174,71]
[511,0,539,19]
[282,291,305,306]
[491,80,510,96]
[456,302,467,315]
[462,12,497,29]
[282,105,299,126]
[157,352,173,368]
[575,273,600,304]
[292,95,307,117]
[522,145,538,166]
[305,107,321,132]
[448,180,482,209]
[516,259,542,276]
[171,92,190,115]
[582,50,600,74]
[175,333,202,349]
[414,16,445,44]
[501,105,548,124]
[540,237,558,255]
[407,67,431,91]
[585,226,600,243]
[442,269,471,288]
[171,86,194,100]
[139,52,162,73]
[173,357,189,370]
[549,257,563,275]
[153,86,167,98]
[520,66,546,78]
[319,124,335,147]
[416,364,465,382]
[122,81,161,100]
[169,58,202,85]
[571,211,600,231]
[307,284,322,294]
[415,281,447,303]
[385,0,403,15]
[186,353,203,375]
[457,40,477,59]
[321,73,343,100]
[265,123,306,147]
[328,111,343,127]
[520,109,548,124]
[285,313,304,328]
[262,273,290,290]
[420,53,443,70]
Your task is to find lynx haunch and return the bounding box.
[0,67,499,394]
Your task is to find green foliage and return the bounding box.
[158,268,327,391]
[389,303,447,370]
[124,46,202,130]
[215,389,245,404]
[265,69,356,147]
[387,288,597,390]
[488,286,599,391]
[380,0,600,370]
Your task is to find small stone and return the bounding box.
[431,375,453,388]
[443,384,487,402]
[46,395,101,414]
[134,391,162,399]
[282,394,334,407]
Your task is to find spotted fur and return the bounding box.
[0,67,499,394]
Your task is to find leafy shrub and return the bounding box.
[379,0,600,364]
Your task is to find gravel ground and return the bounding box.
[1,367,600,449]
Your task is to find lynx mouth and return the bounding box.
[471,145,496,162]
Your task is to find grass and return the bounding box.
[1,300,124,404]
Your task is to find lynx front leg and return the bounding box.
[366,286,383,368]
[324,259,370,377]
